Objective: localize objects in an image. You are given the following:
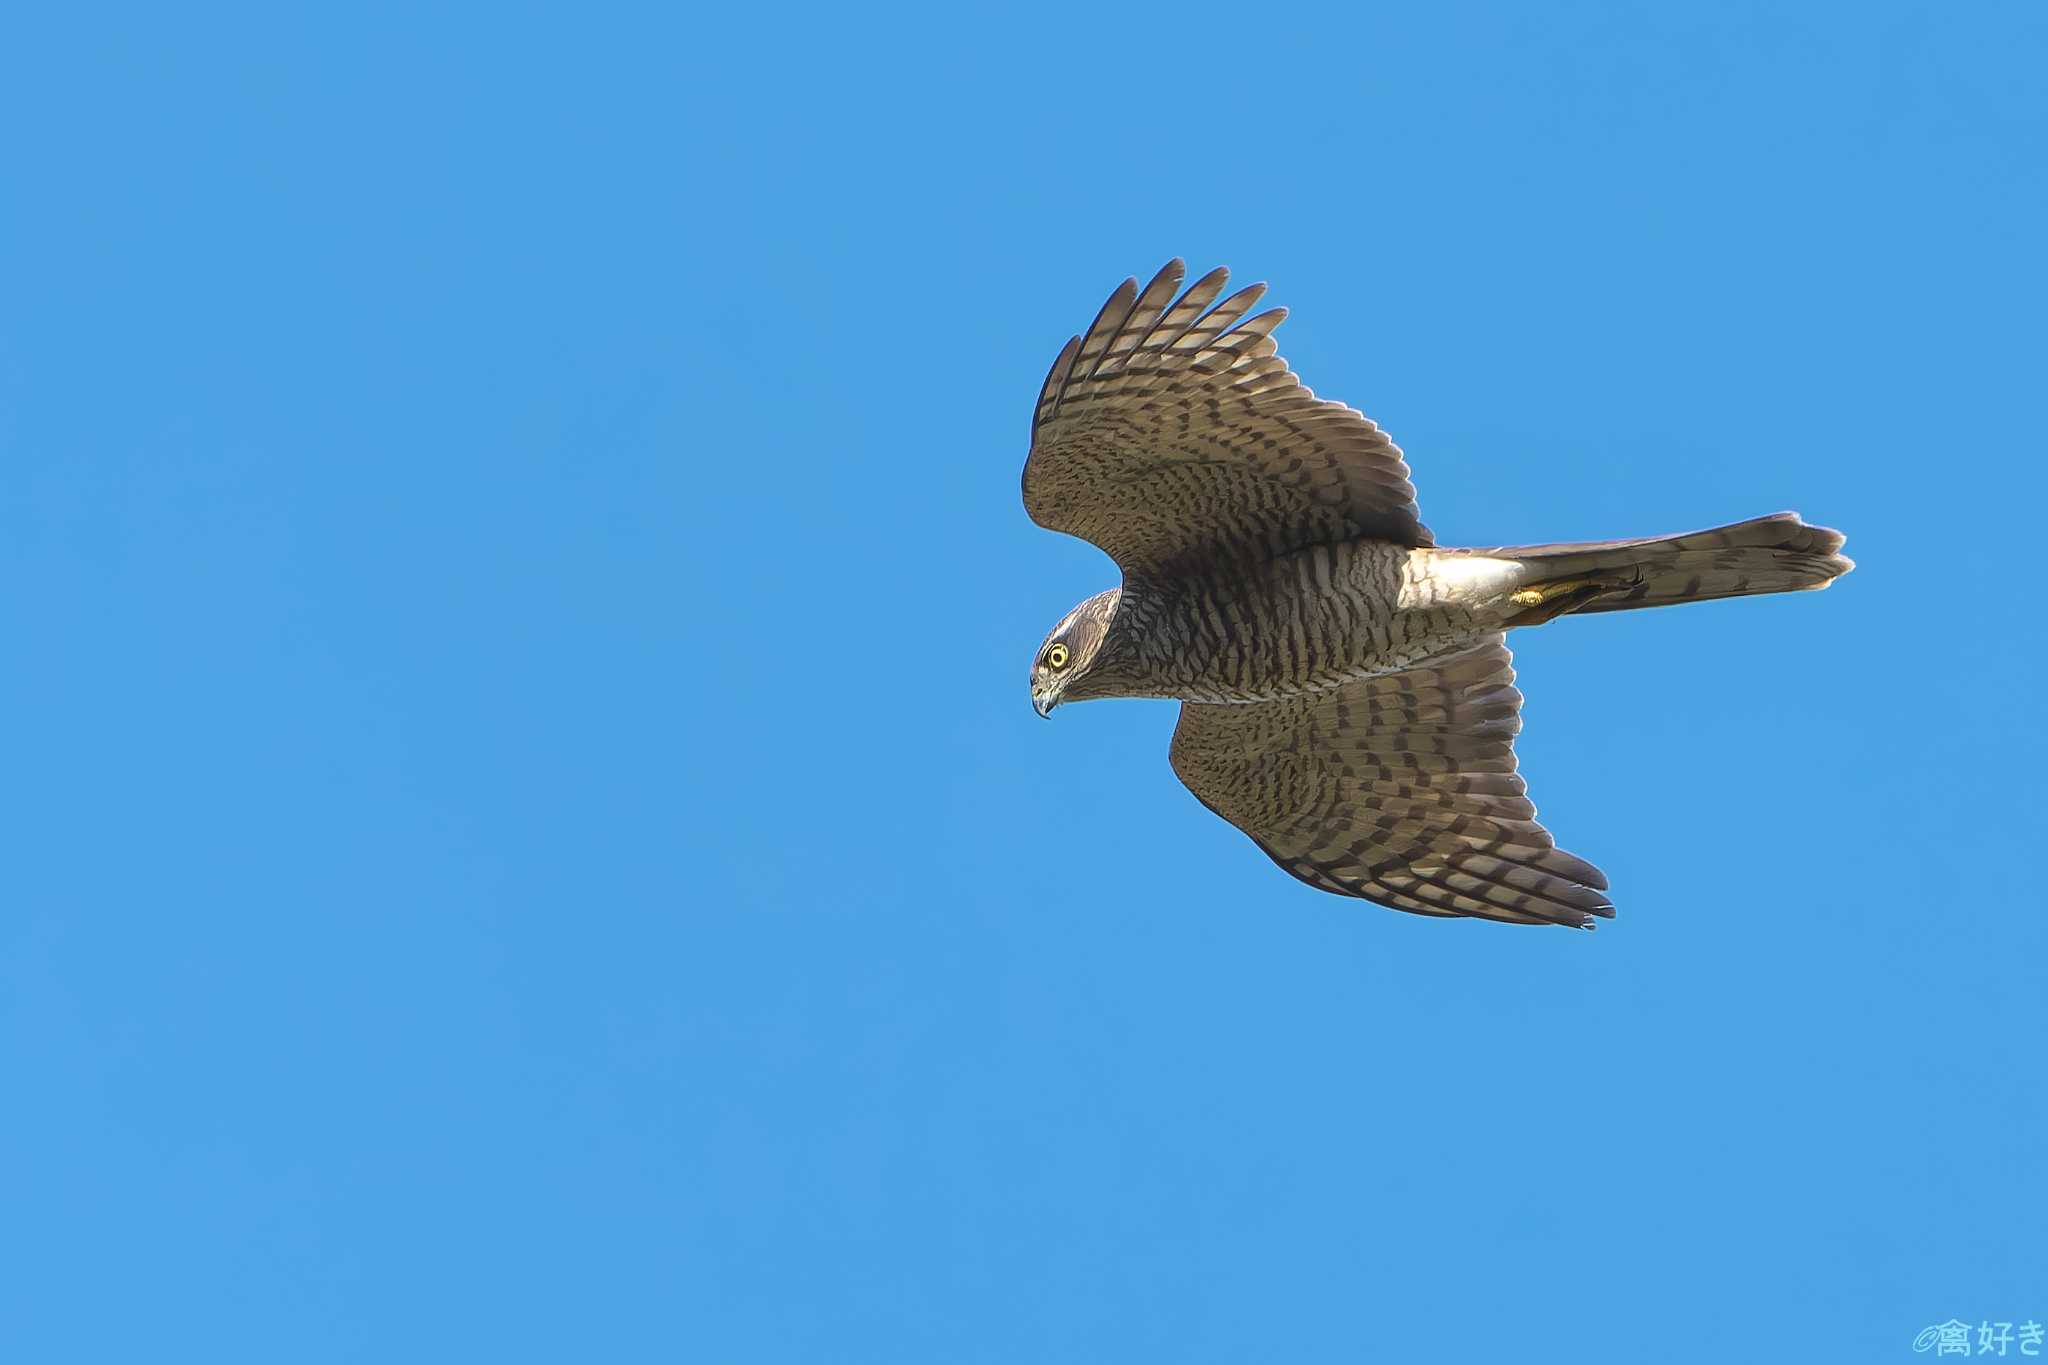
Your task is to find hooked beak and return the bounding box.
[1032,691,1056,720]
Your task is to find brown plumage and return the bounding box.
[1023,260,1851,928]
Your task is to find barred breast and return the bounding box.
[1125,543,1522,703]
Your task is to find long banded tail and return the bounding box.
[1488,512,1852,616]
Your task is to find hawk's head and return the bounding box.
[1030,588,1121,718]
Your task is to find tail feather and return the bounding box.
[1484,512,1852,616]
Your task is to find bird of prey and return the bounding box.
[1024,260,1850,928]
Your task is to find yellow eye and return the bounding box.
[1045,643,1070,670]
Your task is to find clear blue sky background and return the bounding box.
[4,3,2043,1361]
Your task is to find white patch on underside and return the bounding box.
[1400,552,1523,610]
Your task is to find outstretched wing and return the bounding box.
[1024,260,1431,577]
[1168,639,1614,927]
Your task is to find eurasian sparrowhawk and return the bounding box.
[1025,260,1850,927]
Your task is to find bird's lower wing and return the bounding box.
[1167,637,1614,927]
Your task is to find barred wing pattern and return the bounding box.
[1168,639,1615,926]
[1024,260,1431,576]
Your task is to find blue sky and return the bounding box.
[4,3,2044,1361]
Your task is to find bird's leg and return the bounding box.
[1503,574,1638,628]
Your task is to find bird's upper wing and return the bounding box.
[1024,260,1431,577]
[1168,638,1613,927]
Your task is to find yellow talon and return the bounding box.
[1505,575,1632,626]
[1511,578,1601,606]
